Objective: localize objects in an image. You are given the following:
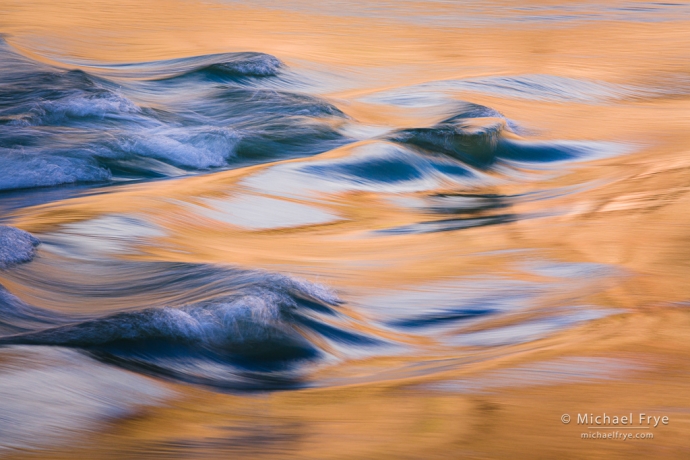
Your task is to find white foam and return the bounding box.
[0,226,40,269]
[9,92,141,127]
[114,126,241,169]
[0,150,111,191]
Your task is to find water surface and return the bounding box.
[1,0,690,458]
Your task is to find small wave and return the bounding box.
[171,53,284,80]
[390,117,507,168]
[0,270,382,390]
[386,102,513,168]
[2,293,316,356]
[0,41,350,191]
[0,149,112,191]
[0,226,40,270]
[1,39,631,195]
[388,102,626,169]
[109,126,241,169]
[70,52,284,81]
[244,140,488,201]
[3,89,141,127]
[0,250,622,390]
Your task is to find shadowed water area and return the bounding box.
[0,0,690,458]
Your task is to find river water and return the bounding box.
[1,1,689,458]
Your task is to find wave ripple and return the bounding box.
[0,40,349,191]
[0,266,384,390]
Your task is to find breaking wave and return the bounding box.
[0,221,619,392]
[0,39,631,197]
[0,40,633,394]
[0,226,40,270]
[0,40,349,191]
[0,260,386,390]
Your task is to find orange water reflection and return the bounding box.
[1,0,690,458]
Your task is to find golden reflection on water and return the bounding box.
[1,0,690,458]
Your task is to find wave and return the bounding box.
[0,39,630,197]
[0,266,383,390]
[0,226,40,270]
[387,103,625,169]
[300,141,481,187]
[242,102,621,207]
[0,265,615,390]
[0,222,620,391]
[0,40,350,191]
[389,117,506,169]
[67,52,285,81]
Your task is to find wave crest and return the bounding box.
[0,226,40,270]
[0,41,349,191]
[0,269,380,389]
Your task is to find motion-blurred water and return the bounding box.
[0,0,689,458]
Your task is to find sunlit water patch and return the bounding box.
[362,74,665,105]
[0,6,655,445]
[0,0,688,456]
[197,195,341,230]
[0,346,172,451]
[420,357,644,394]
